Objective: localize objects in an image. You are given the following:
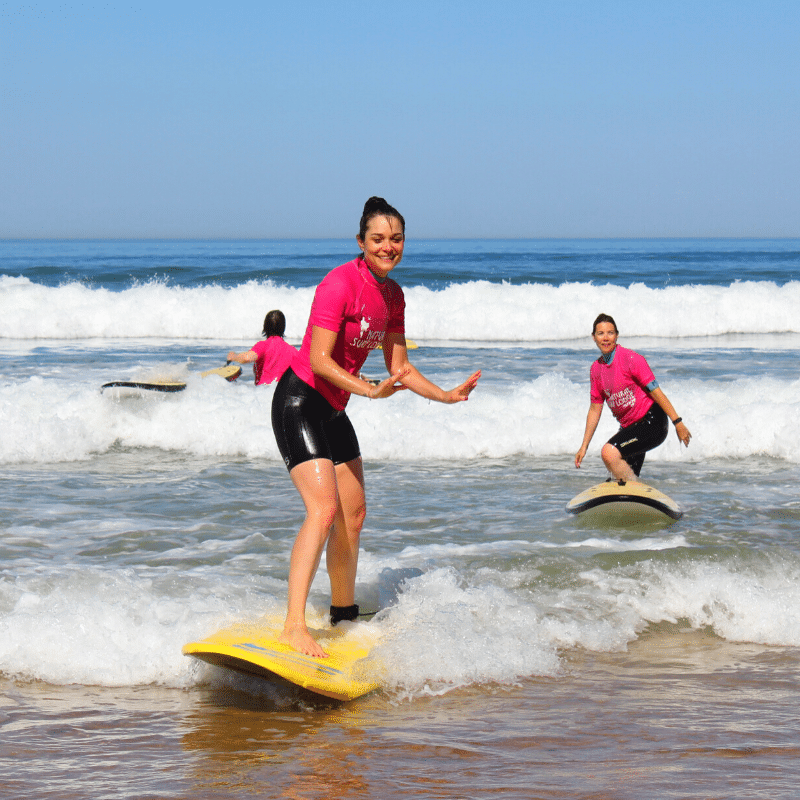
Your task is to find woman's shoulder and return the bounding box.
[384,275,404,296]
[321,257,354,276]
[616,344,643,361]
[615,346,653,379]
[319,258,361,286]
[314,259,360,299]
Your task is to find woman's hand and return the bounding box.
[440,370,482,404]
[367,369,410,399]
[675,420,691,447]
[575,404,602,468]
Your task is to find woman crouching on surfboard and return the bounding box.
[575,313,691,482]
[272,197,482,658]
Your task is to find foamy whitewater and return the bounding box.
[2,238,800,703]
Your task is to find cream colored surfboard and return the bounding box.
[102,364,242,394]
[199,364,242,380]
[566,480,683,522]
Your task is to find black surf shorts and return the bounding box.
[607,404,668,476]
[271,367,361,472]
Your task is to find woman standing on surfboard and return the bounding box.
[575,313,691,482]
[272,197,481,658]
[227,309,296,385]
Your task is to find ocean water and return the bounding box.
[1,238,800,799]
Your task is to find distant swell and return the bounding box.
[2,275,800,341]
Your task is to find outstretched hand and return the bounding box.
[367,369,410,399]
[442,370,482,404]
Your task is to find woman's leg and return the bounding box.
[327,456,366,608]
[600,403,669,482]
[601,442,638,482]
[604,406,668,482]
[279,457,339,658]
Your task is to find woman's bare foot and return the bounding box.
[278,624,328,658]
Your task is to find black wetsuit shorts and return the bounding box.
[271,367,361,472]
[607,403,668,477]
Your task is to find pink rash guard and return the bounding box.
[292,257,406,410]
[250,336,297,385]
[589,344,656,428]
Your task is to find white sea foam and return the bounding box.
[577,555,800,647]
[0,567,245,687]
[365,553,800,696]
[3,276,800,341]
[1,368,799,465]
[4,544,800,694]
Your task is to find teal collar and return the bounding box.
[599,346,617,365]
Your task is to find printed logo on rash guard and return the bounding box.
[352,317,385,349]
[606,386,636,414]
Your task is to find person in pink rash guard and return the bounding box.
[575,313,691,483]
[271,196,482,658]
[227,309,296,385]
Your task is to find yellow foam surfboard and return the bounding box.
[183,616,382,701]
[376,338,417,350]
[566,480,683,523]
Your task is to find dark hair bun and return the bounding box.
[363,196,391,215]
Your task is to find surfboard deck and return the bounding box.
[101,364,241,394]
[200,364,242,381]
[566,480,683,523]
[183,567,422,701]
[183,617,381,701]
[101,380,186,393]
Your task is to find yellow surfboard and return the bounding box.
[183,617,382,701]
[566,480,683,523]
[376,338,418,350]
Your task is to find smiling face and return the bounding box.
[592,320,619,356]
[356,215,405,280]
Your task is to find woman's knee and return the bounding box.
[335,495,366,537]
[601,443,620,465]
[304,493,339,529]
[347,500,367,532]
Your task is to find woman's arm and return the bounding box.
[575,403,604,468]
[309,326,408,399]
[382,332,481,403]
[648,387,691,447]
[227,349,257,364]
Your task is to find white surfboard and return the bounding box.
[566,480,683,523]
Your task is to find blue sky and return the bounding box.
[1,1,798,238]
